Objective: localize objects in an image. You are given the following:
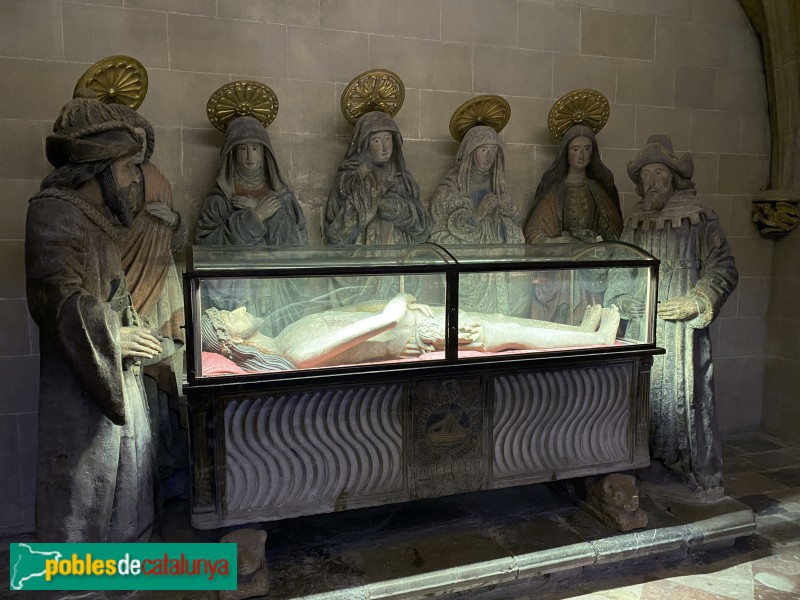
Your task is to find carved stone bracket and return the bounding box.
[751,190,800,239]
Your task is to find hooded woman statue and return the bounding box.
[325,111,431,247]
[430,125,528,315]
[431,125,523,246]
[196,115,308,335]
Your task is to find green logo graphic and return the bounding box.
[9,543,237,591]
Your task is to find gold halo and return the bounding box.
[547,89,609,140]
[341,69,405,126]
[206,80,279,132]
[449,95,511,142]
[74,55,148,109]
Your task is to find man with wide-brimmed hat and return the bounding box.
[606,134,738,502]
[26,92,162,542]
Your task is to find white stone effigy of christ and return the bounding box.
[201,293,620,373]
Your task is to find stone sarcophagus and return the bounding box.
[183,243,661,528]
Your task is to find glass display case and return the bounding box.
[185,242,657,382]
[183,243,662,528]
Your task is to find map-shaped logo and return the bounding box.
[10,543,63,590]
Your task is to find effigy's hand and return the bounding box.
[144,202,179,228]
[617,296,646,318]
[120,326,162,360]
[231,195,260,211]
[658,295,704,321]
[457,319,481,343]
[407,301,433,318]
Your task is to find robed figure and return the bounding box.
[26,95,161,542]
[325,110,431,305]
[606,135,738,498]
[524,105,623,324]
[430,124,527,315]
[196,115,308,335]
[326,110,430,247]
[108,103,188,484]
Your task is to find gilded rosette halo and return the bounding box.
[206,80,279,132]
[548,89,609,140]
[449,95,511,142]
[341,69,405,126]
[74,55,148,109]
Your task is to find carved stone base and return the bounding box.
[636,462,725,505]
[219,528,268,600]
[580,474,648,531]
[639,480,725,505]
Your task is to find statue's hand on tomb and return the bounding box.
[617,296,646,318]
[658,295,704,321]
[545,232,578,244]
[120,326,162,360]
[144,202,178,228]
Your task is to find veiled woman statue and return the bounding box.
[325,110,430,247]
[430,96,527,315]
[196,82,308,335]
[523,90,623,323]
[430,126,522,246]
[324,70,431,305]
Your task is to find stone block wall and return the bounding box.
[0,0,770,534]
[763,235,800,444]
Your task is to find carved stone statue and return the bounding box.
[26,94,161,542]
[325,110,431,248]
[196,111,309,335]
[107,101,189,486]
[606,134,738,502]
[524,90,623,324]
[430,117,528,315]
[324,108,431,306]
[524,125,622,244]
[201,294,620,373]
[583,474,648,531]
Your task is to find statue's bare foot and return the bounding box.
[580,304,602,332]
[597,306,621,344]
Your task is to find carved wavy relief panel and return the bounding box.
[492,365,631,478]
[224,385,404,514]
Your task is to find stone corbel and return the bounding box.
[751,190,800,239]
